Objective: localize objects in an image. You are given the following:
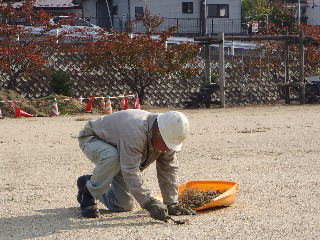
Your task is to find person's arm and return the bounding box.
[118,138,152,207]
[156,151,179,205]
[119,139,169,221]
[156,151,196,216]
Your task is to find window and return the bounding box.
[135,7,144,19]
[113,6,118,15]
[207,4,229,18]
[182,2,193,14]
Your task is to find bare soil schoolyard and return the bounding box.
[1,105,319,240]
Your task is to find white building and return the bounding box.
[77,0,242,35]
[305,0,320,25]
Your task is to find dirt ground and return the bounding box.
[1,105,320,240]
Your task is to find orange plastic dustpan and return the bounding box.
[178,180,240,211]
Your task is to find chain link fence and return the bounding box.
[0,44,318,108]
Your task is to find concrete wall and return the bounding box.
[306,0,320,25]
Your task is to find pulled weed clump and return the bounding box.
[179,189,224,210]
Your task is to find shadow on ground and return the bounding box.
[0,207,161,240]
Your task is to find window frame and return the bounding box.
[113,5,118,15]
[207,4,229,18]
[135,7,144,20]
[182,2,194,14]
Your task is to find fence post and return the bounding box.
[219,32,225,108]
[204,44,211,85]
[299,31,305,104]
[200,1,207,35]
[284,40,290,104]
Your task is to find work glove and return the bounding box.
[144,198,168,222]
[167,203,196,216]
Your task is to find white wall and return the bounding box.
[136,0,199,19]
[207,0,241,33]
[82,0,242,33]
[112,0,241,20]
[82,0,97,24]
[216,0,241,20]
[113,0,128,18]
[82,0,241,19]
[306,0,320,25]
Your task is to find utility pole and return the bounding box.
[127,0,131,23]
[203,0,211,84]
[201,0,208,36]
[204,0,208,35]
[105,0,113,28]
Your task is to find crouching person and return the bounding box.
[77,109,195,221]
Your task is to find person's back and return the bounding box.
[77,110,196,220]
[82,109,156,147]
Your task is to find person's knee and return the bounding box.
[98,145,119,163]
[122,199,135,211]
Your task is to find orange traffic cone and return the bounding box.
[124,97,130,110]
[0,107,3,119]
[105,96,113,115]
[99,98,106,112]
[52,98,60,116]
[134,95,141,109]
[120,97,125,110]
[15,105,33,117]
[11,101,33,117]
[120,97,130,110]
[85,97,94,113]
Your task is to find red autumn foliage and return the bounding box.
[246,1,320,80]
[0,0,69,89]
[140,8,164,35]
[299,25,320,74]
[81,29,201,103]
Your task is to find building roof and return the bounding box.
[36,0,80,8]
[12,0,80,8]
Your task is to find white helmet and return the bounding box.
[157,111,189,152]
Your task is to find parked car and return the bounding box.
[20,16,105,39]
[50,16,103,37]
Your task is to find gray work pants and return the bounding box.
[79,136,135,212]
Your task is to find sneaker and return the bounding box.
[77,174,91,204]
[77,175,100,218]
